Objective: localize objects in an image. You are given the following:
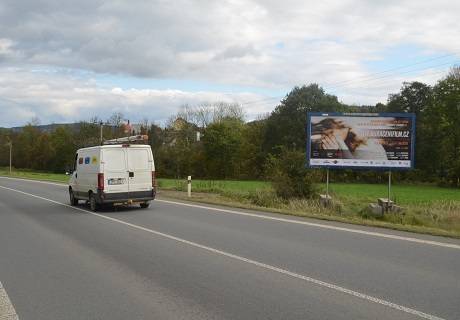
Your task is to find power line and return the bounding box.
[324,60,459,91]
[327,68,454,98]
[234,55,459,107]
[323,52,459,88]
[358,68,453,90]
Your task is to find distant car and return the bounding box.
[68,140,156,211]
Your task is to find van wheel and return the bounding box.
[69,189,78,206]
[89,193,99,212]
[140,202,150,209]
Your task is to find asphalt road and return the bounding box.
[0,177,459,320]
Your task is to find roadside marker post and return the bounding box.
[187,176,192,198]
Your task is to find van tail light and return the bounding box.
[98,173,104,191]
[152,171,156,188]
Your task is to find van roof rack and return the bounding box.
[103,135,149,145]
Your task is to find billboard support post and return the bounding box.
[388,169,391,204]
[320,168,332,207]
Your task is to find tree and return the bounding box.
[239,118,267,179]
[263,84,344,155]
[387,81,431,116]
[202,118,244,178]
[32,133,55,170]
[429,75,460,185]
[50,126,75,172]
[386,81,433,175]
[265,148,318,199]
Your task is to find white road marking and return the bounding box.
[1,176,459,250]
[0,184,446,320]
[157,199,460,250]
[0,176,65,187]
[0,281,19,320]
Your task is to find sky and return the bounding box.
[0,0,459,127]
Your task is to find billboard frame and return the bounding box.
[306,112,416,170]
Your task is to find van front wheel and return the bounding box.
[89,193,99,212]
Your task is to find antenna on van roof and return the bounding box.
[103,135,149,145]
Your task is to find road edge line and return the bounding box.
[0,184,446,320]
[1,176,459,250]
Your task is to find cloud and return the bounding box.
[0,68,273,127]
[1,0,458,85]
[0,0,459,126]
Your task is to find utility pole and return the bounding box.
[99,121,103,145]
[6,138,12,174]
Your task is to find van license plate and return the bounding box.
[108,178,126,185]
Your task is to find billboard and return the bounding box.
[307,113,415,169]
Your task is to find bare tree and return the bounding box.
[448,65,460,80]
[212,102,245,123]
[175,102,245,128]
[29,116,41,126]
[107,112,124,127]
[140,118,149,134]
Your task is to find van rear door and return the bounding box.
[102,148,129,194]
[126,147,152,193]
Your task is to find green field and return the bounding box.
[157,178,271,193]
[1,168,459,237]
[157,178,460,204]
[1,168,458,204]
[0,168,69,183]
[324,183,460,204]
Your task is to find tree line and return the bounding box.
[1,67,459,187]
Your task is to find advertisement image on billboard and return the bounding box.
[307,113,415,169]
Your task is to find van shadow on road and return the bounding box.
[76,202,151,216]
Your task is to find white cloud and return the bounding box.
[0,0,459,125]
[1,1,459,84]
[0,68,273,127]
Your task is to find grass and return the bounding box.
[1,167,459,237]
[157,178,271,194]
[326,183,460,204]
[0,167,69,183]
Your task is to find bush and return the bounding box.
[265,149,318,199]
[245,190,284,208]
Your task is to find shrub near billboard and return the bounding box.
[307,113,415,169]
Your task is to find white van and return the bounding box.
[68,144,156,211]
